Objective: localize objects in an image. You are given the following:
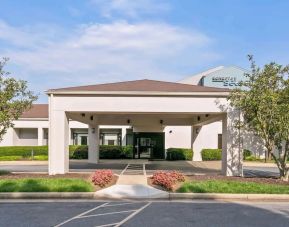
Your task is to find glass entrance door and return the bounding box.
[133,132,165,159]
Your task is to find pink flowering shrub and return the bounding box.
[91,170,114,187]
[151,171,185,191]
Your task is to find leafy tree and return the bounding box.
[0,58,37,141]
[229,56,289,181]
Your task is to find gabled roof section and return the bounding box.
[179,65,249,86]
[20,104,48,119]
[46,79,229,94]
[179,66,224,85]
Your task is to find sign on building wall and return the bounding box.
[202,66,249,89]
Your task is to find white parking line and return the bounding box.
[143,163,146,177]
[103,202,138,207]
[120,164,129,175]
[95,223,119,227]
[54,202,109,227]
[78,209,137,219]
[114,202,152,227]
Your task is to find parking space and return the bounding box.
[0,200,289,227]
[55,202,150,227]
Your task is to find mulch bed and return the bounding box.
[0,172,118,191]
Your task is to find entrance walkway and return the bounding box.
[95,162,168,199]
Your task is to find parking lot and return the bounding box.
[0,160,280,178]
[0,200,289,227]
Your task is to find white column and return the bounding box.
[191,125,203,161]
[88,124,100,163]
[48,96,69,175]
[68,127,72,145]
[222,111,243,176]
[37,127,43,146]
[121,127,127,146]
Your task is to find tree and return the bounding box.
[0,58,37,141]
[229,55,289,181]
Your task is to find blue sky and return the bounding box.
[1,0,289,102]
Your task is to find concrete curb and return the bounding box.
[0,192,95,199]
[169,193,289,201]
[1,192,289,201]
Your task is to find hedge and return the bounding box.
[0,146,48,157]
[201,149,222,161]
[166,148,193,161]
[0,145,133,160]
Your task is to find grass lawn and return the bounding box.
[178,180,289,194]
[0,178,94,192]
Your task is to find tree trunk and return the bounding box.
[280,169,289,181]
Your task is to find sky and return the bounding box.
[1,0,289,102]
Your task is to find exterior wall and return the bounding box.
[0,119,131,147]
[14,128,38,146]
[165,126,191,149]
[192,122,222,161]
[51,96,227,114]
[0,128,14,146]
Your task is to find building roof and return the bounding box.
[47,79,229,94]
[179,66,224,85]
[179,66,249,87]
[20,104,48,119]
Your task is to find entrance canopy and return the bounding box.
[46,79,242,177]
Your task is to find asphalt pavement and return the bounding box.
[0,200,288,227]
[0,160,281,178]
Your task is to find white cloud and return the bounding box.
[89,0,171,18]
[0,20,63,49]
[0,20,220,100]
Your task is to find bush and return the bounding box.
[122,145,133,158]
[69,145,88,159]
[0,145,133,160]
[0,146,48,157]
[100,145,123,159]
[151,171,185,191]
[166,148,192,161]
[91,169,114,187]
[245,155,262,161]
[243,149,252,160]
[201,149,222,161]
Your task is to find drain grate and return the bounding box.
[122,164,146,175]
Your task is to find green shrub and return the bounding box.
[201,149,222,161]
[244,155,262,161]
[0,145,133,160]
[243,149,252,160]
[122,145,133,158]
[100,145,123,159]
[69,145,88,159]
[166,148,193,161]
[0,146,48,157]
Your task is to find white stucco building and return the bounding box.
[0,66,265,176]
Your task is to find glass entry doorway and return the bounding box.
[133,132,165,159]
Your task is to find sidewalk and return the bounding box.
[95,163,168,199]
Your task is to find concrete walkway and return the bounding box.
[95,184,169,199]
[96,163,169,199]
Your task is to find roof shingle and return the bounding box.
[47,79,230,93]
[21,104,48,118]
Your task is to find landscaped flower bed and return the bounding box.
[91,169,114,188]
[150,171,185,191]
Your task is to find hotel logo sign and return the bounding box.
[211,76,241,87]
